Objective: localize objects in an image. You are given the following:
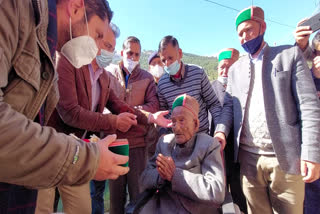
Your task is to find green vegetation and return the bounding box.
[139,50,219,81]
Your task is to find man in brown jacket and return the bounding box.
[0,0,127,213]
[107,36,160,214]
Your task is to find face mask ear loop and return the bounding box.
[83,5,90,36]
[69,16,73,39]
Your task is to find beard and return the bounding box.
[57,17,87,51]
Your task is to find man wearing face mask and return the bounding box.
[107,36,159,214]
[0,0,130,213]
[148,51,165,84]
[36,20,122,213]
[0,0,172,213]
[210,48,247,213]
[157,36,222,136]
[214,6,320,214]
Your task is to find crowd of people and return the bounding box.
[0,0,320,214]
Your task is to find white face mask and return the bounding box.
[150,65,164,79]
[123,58,139,74]
[217,76,228,87]
[61,9,98,69]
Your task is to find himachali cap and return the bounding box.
[172,94,200,118]
[235,6,265,29]
[218,48,240,62]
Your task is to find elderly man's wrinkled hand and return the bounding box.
[301,160,320,183]
[156,153,176,181]
[94,134,129,180]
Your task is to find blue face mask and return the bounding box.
[242,33,264,55]
[96,49,114,68]
[164,60,180,75]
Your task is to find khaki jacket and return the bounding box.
[0,0,99,188]
[107,63,159,148]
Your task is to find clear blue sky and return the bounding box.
[109,0,319,56]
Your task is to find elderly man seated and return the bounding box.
[139,94,225,214]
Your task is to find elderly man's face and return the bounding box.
[218,59,233,77]
[159,43,183,67]
[171,107,198,144]
[237,20,263,45]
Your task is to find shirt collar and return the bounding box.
[250,43,267,62]
[171,62,185,82]
[88,64,103,82]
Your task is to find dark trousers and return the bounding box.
[223,131,247,214]
[90,180,106,214]
[109,147,146,214]
[304,178,320,214]
[0,183,37,214]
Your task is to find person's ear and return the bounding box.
[121,50,124,57]
[67,0,85,23]
[194,118,200,132]
[261,21,267,35]
[178,48,183,60]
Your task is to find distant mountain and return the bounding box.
[113,50,219,81]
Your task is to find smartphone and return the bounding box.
[300,12,320,32]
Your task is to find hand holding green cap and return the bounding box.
[109,139,129,167]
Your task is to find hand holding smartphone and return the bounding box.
[300,12,320,32]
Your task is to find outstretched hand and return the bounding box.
[150,111,172,128]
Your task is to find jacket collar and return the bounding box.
[33,0,54,66]
[82,65,93,109]
[120,61,141,76]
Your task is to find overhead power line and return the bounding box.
[202,0,239,12]
[200,0,296,28]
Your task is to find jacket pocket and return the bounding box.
[13,49,41,91]
[4,49,41,116]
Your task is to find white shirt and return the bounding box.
[240,44,275,155]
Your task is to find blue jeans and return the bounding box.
[304,178,320,214]
[90,180,106,214]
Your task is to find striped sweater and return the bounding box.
[158,63,222,134]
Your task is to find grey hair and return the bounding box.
[110,23,120,38]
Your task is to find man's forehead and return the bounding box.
[150,57,161,64]
[237,20,259,32]
[124,42,140,51]
[160,44,178,54]
[172,106,194,118]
